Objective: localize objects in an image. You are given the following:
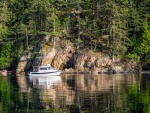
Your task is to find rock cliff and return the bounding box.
[16,36,140,74]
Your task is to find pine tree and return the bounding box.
[0,0,13,68]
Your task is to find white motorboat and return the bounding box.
[29,64,61,76]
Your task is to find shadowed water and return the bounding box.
[0,74,150,113]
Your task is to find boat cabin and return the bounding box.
[33,65,54,72]
[29,64,61,76]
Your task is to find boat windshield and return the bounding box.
[40,67,47,70]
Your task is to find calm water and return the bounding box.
[0,74,150,113]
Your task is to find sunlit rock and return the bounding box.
[16,53,31,74]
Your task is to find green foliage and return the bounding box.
[0,0,150,69]
[128,53,138,61]
[0,26,8,41]
[0,41,14,68]
[140,21,150,54]
[0,25,14,69]
[128,20,150,62]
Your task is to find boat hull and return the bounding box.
[29,70,61,76]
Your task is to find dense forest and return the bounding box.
[0,0,150,69]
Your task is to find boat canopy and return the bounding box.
[33,64,54,72]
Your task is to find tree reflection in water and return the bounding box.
[0,74,150,113]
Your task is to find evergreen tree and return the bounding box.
[0,0,13,68]
[0,0,150,69]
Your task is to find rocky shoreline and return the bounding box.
[1,36,149,76]
[1,69,150,76]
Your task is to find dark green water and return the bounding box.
[0,74,150,113]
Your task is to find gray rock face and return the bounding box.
[16,53,31,73]
[16,36,139,74]
[74,50,113,74]
[16,35,50,74]
[52,43,74,69]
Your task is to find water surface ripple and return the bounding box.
[0,74,150,113]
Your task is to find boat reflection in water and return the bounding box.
[29,75,61,89]
[28,75,62,108]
